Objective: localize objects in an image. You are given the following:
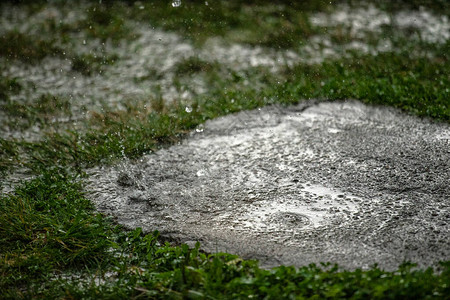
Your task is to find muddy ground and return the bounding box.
[86,100,450,270]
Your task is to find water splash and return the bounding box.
[172,0,181,8]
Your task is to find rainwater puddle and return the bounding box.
[86,101,450,269]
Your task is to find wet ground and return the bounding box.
[1,1,449,272]
[86,100,450,270]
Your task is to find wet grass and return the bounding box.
[0,3,130,66]
[0,138,18,177]
[83,3,134,43]
[1,0,449,298]
[130,1,320,47]
[1,93,72,130]
[0,75,22,102]
[0,31,63,63]
[71,53,119,76]
[281,53,450,121]
[174,56,218,76]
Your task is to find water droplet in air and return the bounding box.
[83,40,86,45]
[172,0,181,7]
[139,5,145,9]
[185,106,192,113]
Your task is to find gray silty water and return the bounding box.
[86,101,450,270]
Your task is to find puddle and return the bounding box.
[86,101,450,270]
[310,4,449,44]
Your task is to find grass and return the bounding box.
[0,31,63,63]
[174,56,218,76]
[0,75,22,102]
[1,0,449,298]
[71,53,119,76]
[280,53,450,121]
[0,138,18,177]
[83,3,134,43]
[129,1,321,47]
[1,93,72,130]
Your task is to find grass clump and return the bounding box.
[82,3,134,43]
[0,170,114,296]
[71,53,118,76]
[1,93,71,130]
[0,138,19,177]
[173,56,217,76]
[0,31,63,63]
[280,53,450,121]
[0,75,22,102]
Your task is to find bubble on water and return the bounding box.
[172,0,181,7]
[185,106,192,113]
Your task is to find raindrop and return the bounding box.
[139,5,145,9]
[195,124,204,133]
[172,0,181,7]
[185,106,192,113]
[83,40,86,45]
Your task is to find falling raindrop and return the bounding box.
[195,124,204,133]
[82,40,86,45]
[172,0,181,7]
[185,106,192,113]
